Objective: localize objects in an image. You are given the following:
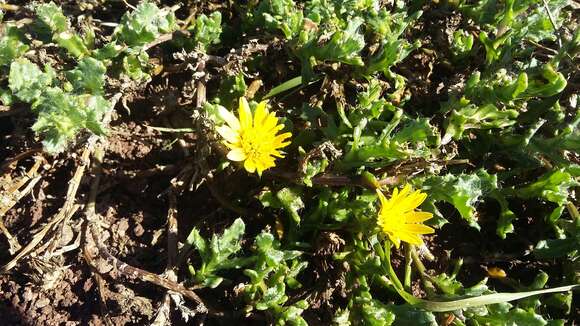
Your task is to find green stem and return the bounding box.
[381,240,580,312]
[383,242,420,304]
[410,246,426,274]
[411,246,435,296]
[403,244,412,291]
[567,202,579,225]
[415,284,580,312]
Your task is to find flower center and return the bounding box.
[240,129,263,159]
[381,208,406,231]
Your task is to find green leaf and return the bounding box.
[387,305,437,326]
[35,3,89,58]
[216,72,246,108]
[515,169,578,206]
[202,276,224,289]
[210,218,245,263]
[81,95,112,135]
[191,12,222,51]
[256,282,287,310]
[276,188,305,224]
[274,300,309,326]
[187,228,208,262]
[302,157,329,187]
[341,112,440,169]
[418,170,498,230]
[114,1,177,47]
[491,191,517,239]
[471,307,548,326]
[35,2,68,33]
[33,91,110,153]
[93,42,124,61]
[442,102,519,144]
[0,88,13,106]
[414,284,580,312]
[522,64,567,98]
[189,218,247,288]
[495,72,528,101]
[353,296,396,326]
[544,292,572,314]
[122,51,150,81]
[253,0,304,39]
[264,76,303,99]
[9,58,55,103]
[534,238,579,259]
[29,91,110,153]
[451,29,474,57]
[0,26,29,66]
[298,16,365,79]
[258,190,282,209]
[429,272,464,296]
[365,38,420,77]
[53,31,90,58]
[256,232,284,266]
[479,31,511,64]
[333,308,351,325]
[66,57,107,95]
[244,269,261,284]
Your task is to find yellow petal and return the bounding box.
[216,125,239,143]
[396,191,427,213]
[227,148,247,161]
[402,223,434,235]
[244,159,256,173]
[271,150,285,158]
[391,187,400,200]
[398,184,412,198]
[376,189,389,207]
[218,106,240,130]
[263,112,279,131]
[273,132,292,143]
[408,191,428,209]
[389,235,401,248]
[239,97,253,129]
[224,141,239,149]
[255,162,266,176]
[404,211,433,223]
[275,131,292,139]
[398,232,424,246]
[272,136,292,150]
[254,101,269,126]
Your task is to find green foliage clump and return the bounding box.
[1,0,578,323]
[113,1,177,47]
[8,58,110,152]
[35,2,90,58]
[187,218,248,288]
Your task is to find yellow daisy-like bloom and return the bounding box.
[376,184,434,248]
[216,97,291,175]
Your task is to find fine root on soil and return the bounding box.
[152,189,181,325]
[1,146,90,273]
[79,116,211,320]
[0,156,44,253]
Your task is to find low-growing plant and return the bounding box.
[1,0,578,324]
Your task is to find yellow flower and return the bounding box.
[376,184,434,248]
[216,97,291,175]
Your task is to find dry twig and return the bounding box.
[0,157,44,253]
[152,190,181,324]
[1,147,43,172]
[1,147,90,273]
[88,223,209,311]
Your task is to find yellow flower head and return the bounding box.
[376,184,434,248]
[216,97,291,175]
